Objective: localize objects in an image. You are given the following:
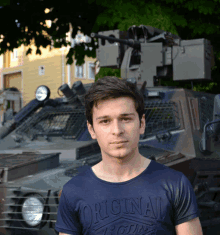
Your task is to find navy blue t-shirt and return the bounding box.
[55,160,200,235]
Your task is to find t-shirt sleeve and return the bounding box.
[55,188,82,234]
[173,173,200,226]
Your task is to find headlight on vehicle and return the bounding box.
[21,196,44,226]
[35,85,50,101]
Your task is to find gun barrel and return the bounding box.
[91,33,140,50]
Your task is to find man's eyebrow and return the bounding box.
[96,113,135,120]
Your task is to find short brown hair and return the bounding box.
[85,76,145,128]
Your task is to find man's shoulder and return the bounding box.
[148,160,185,181]
[63,165,92,191]
[148,161,191,200]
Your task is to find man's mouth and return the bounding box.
[111,141,128,144]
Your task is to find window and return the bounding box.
[11,49,18,61]
[75,61,86,79]
[39,66,45,75]
[88,62,95,80]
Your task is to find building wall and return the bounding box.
[4,72,22,91]
[21,40,64,105]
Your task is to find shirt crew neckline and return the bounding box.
[88,159,153,185]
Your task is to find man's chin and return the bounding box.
[111,153,130,160]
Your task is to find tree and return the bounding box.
[0,0,220,92]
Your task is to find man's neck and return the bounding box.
[92,154,151,182]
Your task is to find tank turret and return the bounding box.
[91,25,215,87]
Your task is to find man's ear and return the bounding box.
[140,114,145,135]
[87,121,97,140]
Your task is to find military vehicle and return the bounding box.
[0,24,220,235]
[0,87,22,126]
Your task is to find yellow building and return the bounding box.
[0,20,97,107]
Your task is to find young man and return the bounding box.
[55,77,203,235]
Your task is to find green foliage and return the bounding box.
[0,0,10,6]
[36,47,41,55]
[26,48,32,55]
[97,1,180,36]
[193,82,218,92]
[95,68,121,82]
[1,0,220,94]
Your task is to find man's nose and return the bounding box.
[111,120,124,135]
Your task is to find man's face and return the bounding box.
[87,97,145,161]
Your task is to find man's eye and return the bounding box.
[100,118,131,124]
[100,120,109,123]
[122,118,131,121]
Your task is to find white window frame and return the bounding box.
[11,49,18,61]
[88,62,95,80]
[75,61,86,79]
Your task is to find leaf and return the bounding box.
[36,48,42,55]
[66,56,73,65]
[26,47,32,55]
[185,1,194,11]
[0,0,10,6]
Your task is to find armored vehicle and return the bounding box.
[0,87,22,126]
[0,25,220,235]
